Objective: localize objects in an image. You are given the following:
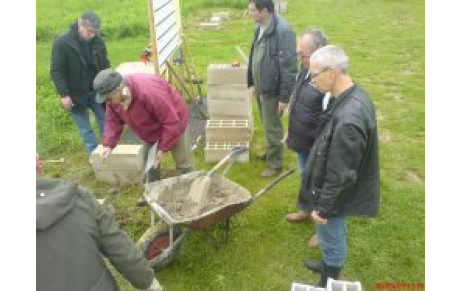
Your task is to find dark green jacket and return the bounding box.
[36,179,154,291]
[298,84,380,218]
[247,14,297,103]
[50,22,110,108]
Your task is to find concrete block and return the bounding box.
[212,12,230,21]
[206,120,251,142]
[116,62,157,75]
[205,142,250,162]
[90,144,143,185]
[280,1,287,13]
[199,22,221,29]
[208,98,251,119]
[327,279,362,291]
[207,84,248,100]
[291,282,324,291]
[274,0,287,13]
[207,64,247,85]
[210,15,222,23]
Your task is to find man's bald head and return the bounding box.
[296,28,328,69]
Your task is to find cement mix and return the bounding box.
[146,173,250,222]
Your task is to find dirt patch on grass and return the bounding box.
[406,171,423,183]
[379,129,392,143]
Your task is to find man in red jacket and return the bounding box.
[93,69,194,184]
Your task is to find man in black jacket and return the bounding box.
[50,11,110,154]
[285,28,329,226]
[247,0,297,177]
[299,45,380,287]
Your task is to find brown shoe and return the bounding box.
[256,152,267,161]
[285,212,311,223]
[260,167,282,177]
[307,234,319,249]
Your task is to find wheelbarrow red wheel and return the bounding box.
[137,223,183,270]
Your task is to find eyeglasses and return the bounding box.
[310,68,330,79]
[297,52,310,60]
[82,25,99,35]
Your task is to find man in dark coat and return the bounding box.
[50,11,110,153]
[285,28,329,223]
[36,155,163,291]
[247,0,297,177]
[284,28,330,250]
[299,45,380,287]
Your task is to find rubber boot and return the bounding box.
[304,259,324,273]
[318,263,342,287]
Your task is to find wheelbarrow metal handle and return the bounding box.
[252,168,295,202]
[148,200,175,225]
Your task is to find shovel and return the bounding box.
[188,146,247,213]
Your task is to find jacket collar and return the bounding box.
[61,22,88,68]
[261,13,277,37]
[322,84,357,120]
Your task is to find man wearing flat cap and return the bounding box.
[50,11,110,154]
[93,69,194,184]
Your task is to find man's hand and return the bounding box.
[311,210,328,224]
[248,86,256,99]
[36,154,43,174]
[153,149,163,169]
[101,147,112,160]
[60,96,74,111]
[278,101,288,114]
[143,278,163,291]
[281,132,288,147]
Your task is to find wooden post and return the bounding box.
[147,0,160,74]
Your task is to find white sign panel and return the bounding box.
[151,0,181,67]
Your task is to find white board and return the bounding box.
[150,0,181,67]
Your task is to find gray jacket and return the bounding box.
[36,179,154,291]
[298,84,380,218]
[247,14,297,102]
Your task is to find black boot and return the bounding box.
[318,263,342,287]
[304,259,324,273]
[144,166,161,184]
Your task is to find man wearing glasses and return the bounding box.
[50,11,110,154]
[284,28,330,250]
[299,45,380,287]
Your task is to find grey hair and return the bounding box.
[78,11,101,29]
[302,28,328,52]
[310,45,349,73]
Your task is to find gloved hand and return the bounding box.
[143,278,163,291]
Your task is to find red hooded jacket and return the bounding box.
[103,73,189,151]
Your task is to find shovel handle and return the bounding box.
[208,146,248,176]
[252,168,295,201]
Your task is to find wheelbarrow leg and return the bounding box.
[224,218,230,244]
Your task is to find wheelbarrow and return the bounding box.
[136,147,295,269]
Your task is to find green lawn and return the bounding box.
[36,0,425,290]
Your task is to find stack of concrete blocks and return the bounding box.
[90,144,144,185]
[274,0,288,13]
[200,11,230,29]
[205,64,253,162]
[291,279,362,291]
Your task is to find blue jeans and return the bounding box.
[297,152,309,175]
[70,93,105,153]
[316,217,347,267]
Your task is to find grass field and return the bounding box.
[36,0,425,290]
